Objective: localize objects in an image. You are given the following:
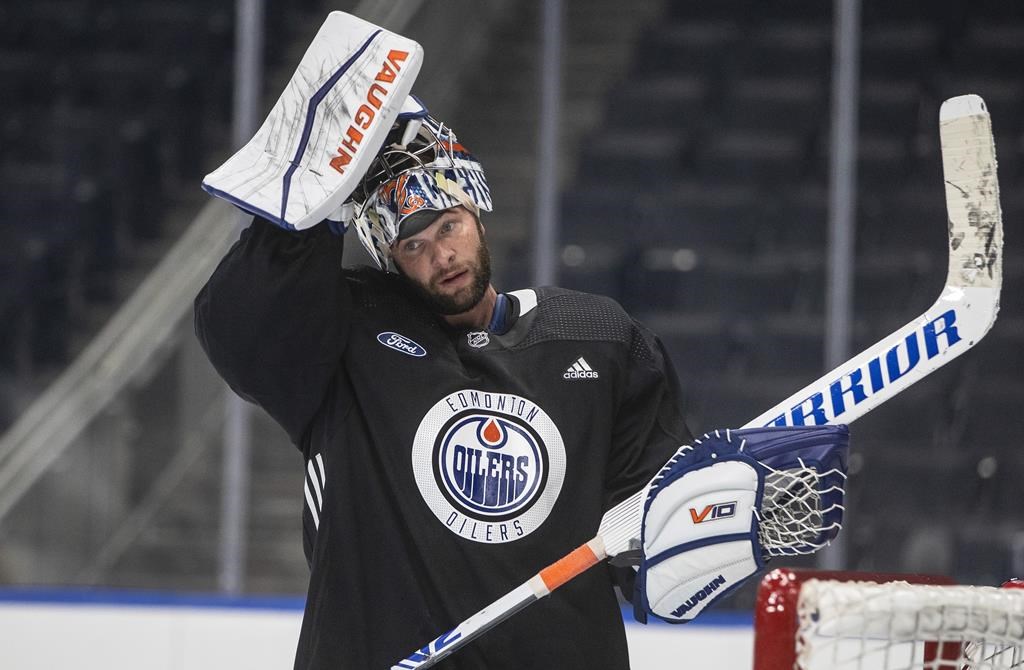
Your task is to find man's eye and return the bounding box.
[441,220,456,233]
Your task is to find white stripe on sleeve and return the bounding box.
[315,453,326,486]
[307,461,323,508]
[303,479,320,529]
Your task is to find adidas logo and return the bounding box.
[563,357,599,380]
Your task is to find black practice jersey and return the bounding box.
[195,218,692,670]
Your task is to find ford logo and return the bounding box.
[377,331,427,357]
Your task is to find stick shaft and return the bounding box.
[391,539,606,669]
[537,538,605,592]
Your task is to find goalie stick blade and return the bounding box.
[391,94,1004,668]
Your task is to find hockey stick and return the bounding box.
[390,94,1003,669]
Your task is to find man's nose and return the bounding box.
[432,243,456,268]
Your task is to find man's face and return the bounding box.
[391,206,492,315]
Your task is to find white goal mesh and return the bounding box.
[795,580,1024,669]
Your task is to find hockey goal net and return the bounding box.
[753,569,1024,670]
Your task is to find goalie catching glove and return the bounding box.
[635,425,849,624]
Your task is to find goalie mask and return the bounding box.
[335,96,493,269]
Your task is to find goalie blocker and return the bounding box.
[636,426,849,624]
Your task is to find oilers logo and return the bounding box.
[437,415,545,519]
[412,390,566,543]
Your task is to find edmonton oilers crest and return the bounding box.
[411,390,566,544]
[436,415,545,519]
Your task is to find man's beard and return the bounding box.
[400,239,492,316]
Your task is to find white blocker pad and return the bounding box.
[203,11,423,230]
[639,458,763,623]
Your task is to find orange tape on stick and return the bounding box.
[538,542,601,592]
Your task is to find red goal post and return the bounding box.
[753,569,1024,670]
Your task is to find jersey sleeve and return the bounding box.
[605,320,693,509]
[194,217,351,445]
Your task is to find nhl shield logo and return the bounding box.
[466,331,490,348]
[412,390,566,543]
